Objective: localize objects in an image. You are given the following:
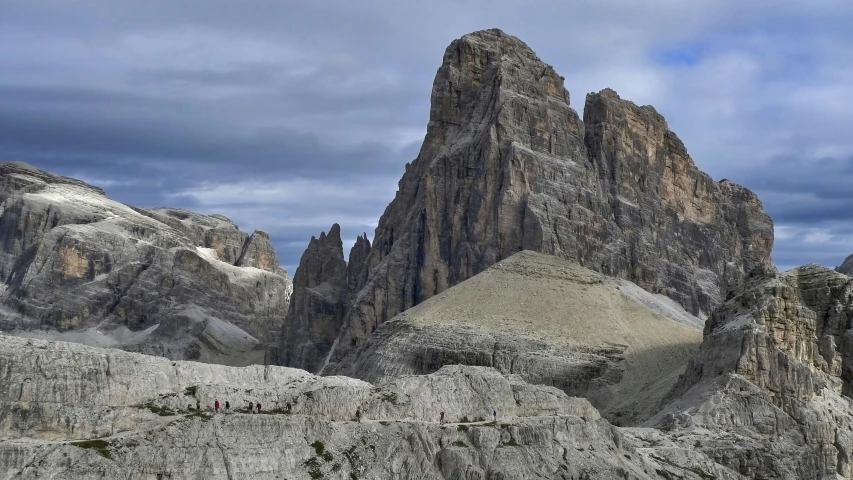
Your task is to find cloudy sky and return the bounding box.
[1,1,851,273]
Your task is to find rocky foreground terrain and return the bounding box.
[0,162,292,365]
[3,262,853,478]
[0,334,740,479]
[645,264,853,478]
[282,28,774,375]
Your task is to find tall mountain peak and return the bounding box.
[282,29,774,374]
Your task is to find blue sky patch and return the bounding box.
[651,42,709,67]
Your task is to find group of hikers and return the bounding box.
[213,399,262,414]
[211,400,496,423]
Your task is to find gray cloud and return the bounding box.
[1,0,852,272]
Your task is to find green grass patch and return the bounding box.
[452,440,467,447]
[259,407,289,415]
[303,456,323,479]
[183,386,197,396]
[136,403,177,416]
[457,425,469,432]
[186,411,213,421]
[70,439,112,459]
[501,437,519,447]
[311,440,325,456]
[378,391,399,405]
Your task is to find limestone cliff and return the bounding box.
[347,233,371,297]
[0,335,741,479]
[279,224,348,372]
[0,161,292,365]
[286,28,773,372]
[236,229,286,275]
[650,264,853,478]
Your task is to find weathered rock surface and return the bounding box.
[285,28,773,372]
[332,250,703,425]
[279,224,349,373]
[0,335,739,479]
[650,264,853,479]
[347,233,372,299]
[0,161,292,365]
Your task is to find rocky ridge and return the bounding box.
[0,334,740,479]
[282,28,774,373]
[0,161,292,365]
[647,264,853,478]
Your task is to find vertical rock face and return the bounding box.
[652,264,853,478]
[279,224,348,372]
[0,161,292,365]
[583,90,774,311]
[297,28,772,371]
[347,233,371,296]
[236,229,288,276]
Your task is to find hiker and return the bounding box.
[256,402,262,414]
[493,410,497,422]
[249,401,255,414]
[214,400,220,413]
[355,408,361,423]
[439,411,445,425]
[225,401,230,412]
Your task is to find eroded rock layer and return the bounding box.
[0,162,292,365]
[650,264,853,479]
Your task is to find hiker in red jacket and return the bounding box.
[256,402,262,413]
[215,400,220,413]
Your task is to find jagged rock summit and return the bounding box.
[0,161,292,365]
[283,28,774,373]
[838,252,853,275]
[279,224,349,372]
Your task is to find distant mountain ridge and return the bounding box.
[0,161,292,365]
